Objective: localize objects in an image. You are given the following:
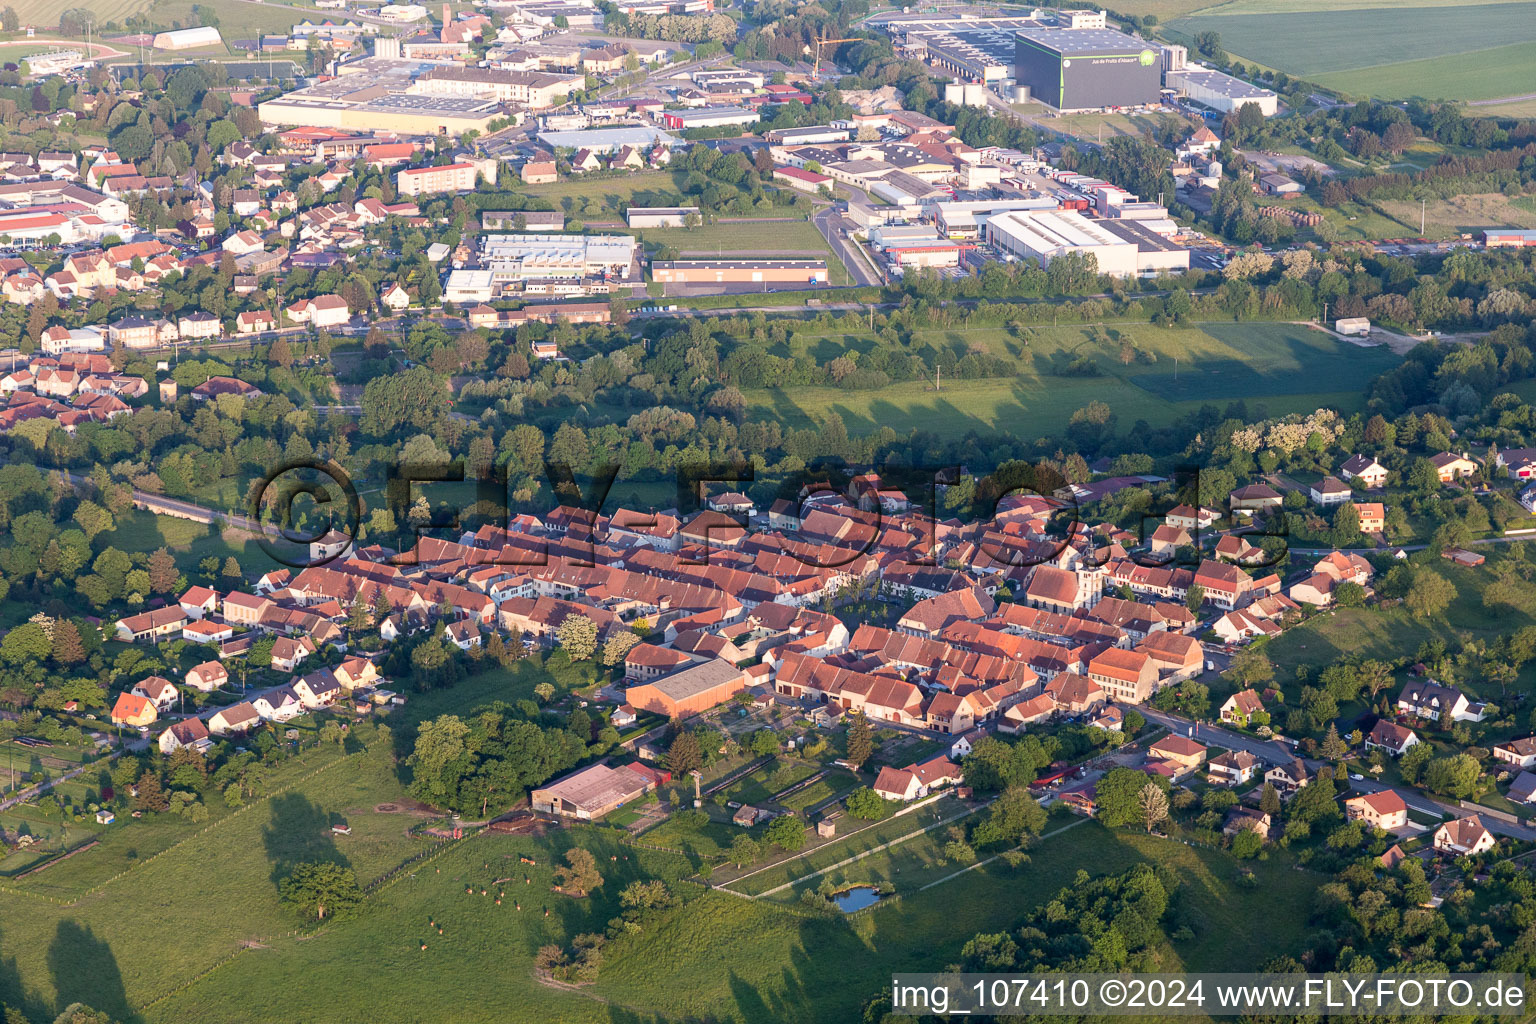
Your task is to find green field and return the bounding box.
[133,818,1317,1024]
[746,321,1401,441]
[1165,2,1536,100]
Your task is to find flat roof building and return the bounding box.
[1014,27,1162,111]
[624,658,749,718]
[258,58,505,135]
[651,259,829,286]
[986,207,1141,277]
[536,125,676,154]
[1166,67,1278,116]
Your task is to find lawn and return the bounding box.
[93,509,279,576]
[746,321,1400,440]
[1164,3,1536,100]
[143,0,321,42]
[718,757,821,807]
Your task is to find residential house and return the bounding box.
[1147,734,1206,773]
[1228,484,1282,512]
[1397,680,1483,722]
[1219,690,1265,727]
[1309,476,1352,507]
[1433,815,1495,856]
[1265,759,1309,796]
[1223,807,1271,840]
[186,661,229,692]
[1205,749,1258,786]
[1429,452,1478,484]
[1345,791,1407,830]
[209,701,262,736]
[131,676,179,713]
[1340,454,1387,488]
[1508,771,1536,805]
[110,692,157,728]
[159,718,212,755]
[179,585,219,619]
[1366,720,1420,757]
[1493,737,1536,769]
[253,686,304,722]
[115,606,187,642]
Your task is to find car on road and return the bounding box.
[1349,773,1363,780]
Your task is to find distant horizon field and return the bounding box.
[1164,2,1536,100]
[745,321,1401,441]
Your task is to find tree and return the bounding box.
[51,621,86,665]
[1097,767,1167,828]
[765,814,806,852]
[0,8,18,32]
[1137,782,1169,833]
[1258,781,1282,816]
[1228,648,1274,690]
[845,711,874,769]
[1231,827,1263,858]
[729,833,760,867]
[279,861,362,920]
[1423,753,1480,799]
[1404,571,1457,618]
[600,631,640,667]
[970,785,1046,848]
[133,772,168,812]
[1185,582,1205,614]
[556,614,599,661]
[72,500,113,541]
[844,786,887,820]
[147,548,179,594]
[665,730,702,777]
[554,847,603,895]
[749,729,779,757]
[1319,722,1348,760]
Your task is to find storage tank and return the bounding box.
[962,82,989,107]
[1012,84,1031,103]
[944,82,964,105]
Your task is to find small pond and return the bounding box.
[831,886,883,912]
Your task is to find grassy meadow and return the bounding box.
[746,321,1401,441]
[134,818,1318,1024]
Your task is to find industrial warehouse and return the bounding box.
[257,58,508,135]
[1014,27,1162,111]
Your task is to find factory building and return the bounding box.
[651,259,829,286]
[1014,27,1162,111]
[257,58,504,135]
[984,208,1185,278]
[1165,67,1278,116]
[408,66,585,109]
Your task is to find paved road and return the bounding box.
[812,204,883,287]
[1349,778,1536,842]
[1137,707,1301,768]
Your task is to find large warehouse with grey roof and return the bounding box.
[1014,27,1162,111]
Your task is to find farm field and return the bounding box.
[144,0,322,42]
[746,321,1401,441]
[1164,2,1536,100]
[1313,41,1536,102]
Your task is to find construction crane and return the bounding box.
[805,35,861,79]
